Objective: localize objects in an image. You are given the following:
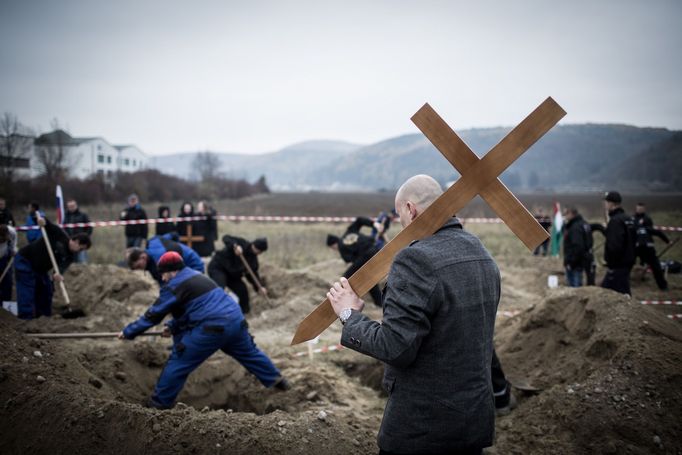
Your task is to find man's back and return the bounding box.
[344,219,500,452]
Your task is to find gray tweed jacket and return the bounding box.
[341,218,500,453]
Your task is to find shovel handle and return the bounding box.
[0,256,14,283]
[37,213,70,305]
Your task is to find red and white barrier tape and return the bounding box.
[640,300,682,306]
[14,215,682,232]
[667,314,682,320]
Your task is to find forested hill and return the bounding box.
[151,124,679,192]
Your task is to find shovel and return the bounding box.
[26,331,164,339]
[36,214,84,319]
[0,256,14,284]
[237,249,270,304]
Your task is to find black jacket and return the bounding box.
[633,213,669,248]
[208,235,261,291]
[338,217,379,264]
[64,209,93,236]
[155,206,176,236]
[120,205,148,239]
[192,209,217,257]
[562,215,593,268]
[0,208,15,226]
[604,208,636,269]
[17,218,73,274]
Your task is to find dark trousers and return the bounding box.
[491,349,511,407]
[380,448,482,455]
[601,267,632,295]
[14,254,53,319]
[151,319,281,408]
[0,254,12,302]
[344,258,382,306]
[209,266,251,315]
[533,238,549,256]
[585,260,597,286]
[636,246,668,290]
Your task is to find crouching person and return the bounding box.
[118,251,290,409]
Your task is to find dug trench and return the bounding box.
[1,258,681,454]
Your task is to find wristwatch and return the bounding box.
[339,308,353,325]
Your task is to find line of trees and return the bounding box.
[1,112,270,209]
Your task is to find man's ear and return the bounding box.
[407,201,418,221]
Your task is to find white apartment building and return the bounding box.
[30,130,147,180]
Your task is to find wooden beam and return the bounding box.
[411,104,549,251]
[291,97,566,345]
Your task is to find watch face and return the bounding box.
[340,308,352,322]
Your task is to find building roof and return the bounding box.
[34,129,76,145]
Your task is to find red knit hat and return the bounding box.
[157,251,184,273]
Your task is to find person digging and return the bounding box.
[118,251,290,409]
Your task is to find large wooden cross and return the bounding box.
[179,224,204,248]
[291,97,566,345]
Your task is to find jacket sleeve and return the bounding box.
[605,218,626,263]
[140,209,148,239]
[650,228,670,244]
[590,223,606,236]
[182,245,205,273]
[340,247,437,368]
[84,213,93,236]
[346,217,374,234]
[123,286,177,339]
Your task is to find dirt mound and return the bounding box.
[22,264,158,334]
[492,287,682,454]
[3,258,681,454]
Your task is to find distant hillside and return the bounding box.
[150,140,361,190]
[149,125,679,192]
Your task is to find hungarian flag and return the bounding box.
[55,185,64,224]
[550,201,563,256]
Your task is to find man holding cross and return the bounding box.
[328,175,499,454]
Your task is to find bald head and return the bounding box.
[395,174,443,228]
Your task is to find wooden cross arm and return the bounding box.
[291,97,566,344]
[411,103,549,251]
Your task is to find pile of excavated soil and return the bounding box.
[491,286,682,454]
[1,257,681,454]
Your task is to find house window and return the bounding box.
[97,144,102,151]
[97,170,104,176]
[97,154,104,163]
[107,156,112,164]
[133,159,136,166]
[124,158,130,166]
[107,170,112,177]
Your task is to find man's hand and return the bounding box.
[259,287,268,297]
[117,331,126,340]
[234,245,243,256]
[37,217,46,227]
[327,277,364,317]
[162,326,171,338]
[53,273,64,282]
[373,221,385,234]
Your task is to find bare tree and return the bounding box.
[34,118,75,182]
[192,151,223,181]
[0,112,34,188]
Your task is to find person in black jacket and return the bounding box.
[176,201,196,240]
[601,191,636,295]
[14,216,91,319]
[633,203,670,290]
[207,235,268,315]
[327,216,382,306]
[120,194,148,248]
[64,199,93,263]
[533,208,552,256]
[0,198,15,226]
[192,201,217,257]
[155,206,176,236]
[562,207,593,287]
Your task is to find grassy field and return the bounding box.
[13,192,682,267]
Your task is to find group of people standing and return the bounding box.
[558,192,671,294]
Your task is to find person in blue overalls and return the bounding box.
[14,216,91,319]
[118,251,290,409]
[127,233,205,285]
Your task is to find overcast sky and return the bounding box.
[1,0,680,155]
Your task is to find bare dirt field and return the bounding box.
[2,194,681,454]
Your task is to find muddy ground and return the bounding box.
[1,254,681,454]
